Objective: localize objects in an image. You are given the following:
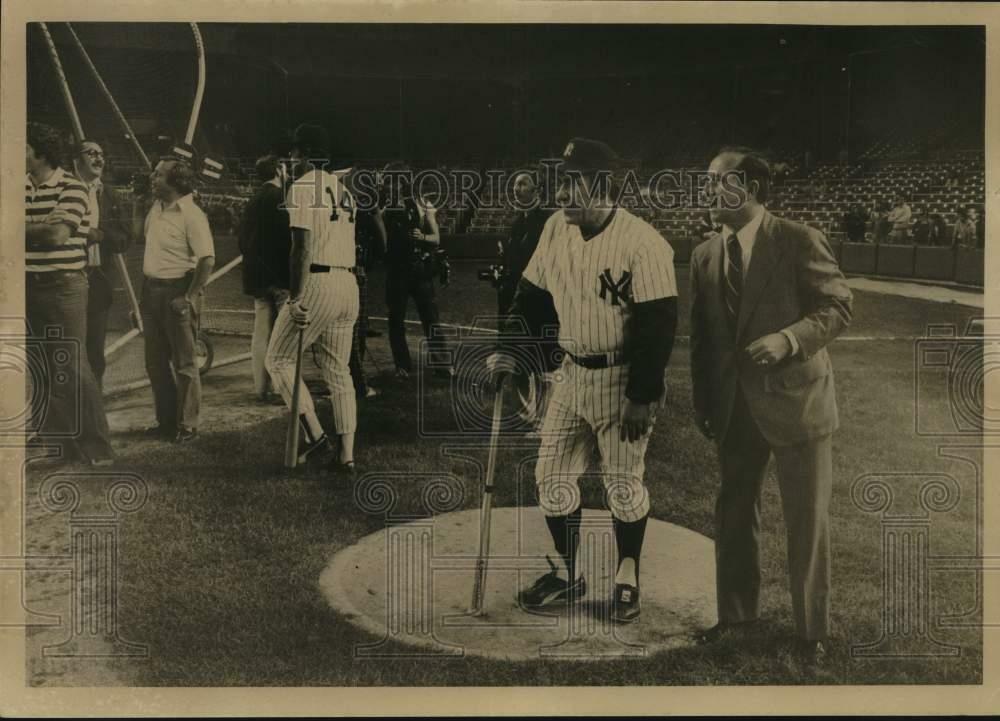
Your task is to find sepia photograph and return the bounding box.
[1,0,997,716]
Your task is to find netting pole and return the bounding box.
[58,23,144,343]
[186,23,206,145]
[64,23,152,171]
[38,23,84,141]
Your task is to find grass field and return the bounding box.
[24,255,985,686]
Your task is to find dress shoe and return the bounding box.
[795,639,827,666]
[141,423,176,439]
[695,620,757,645]
[174,427,198,443]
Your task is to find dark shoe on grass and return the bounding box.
[299,434,333,465]
[174,427,198,443]
[794,639,827,667]
[696,620,757,645]
[516,556,586,612]
[327,459,357,481]
[141,423,176,439]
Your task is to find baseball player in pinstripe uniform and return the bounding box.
[265,124,360,476]
[489,138,678,623]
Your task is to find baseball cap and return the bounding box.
[561,137,620,174]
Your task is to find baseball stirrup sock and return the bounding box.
[613,514,648,584]
[299,414,324,445]
[545,507,583,580]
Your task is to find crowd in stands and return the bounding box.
[845,196,983,248]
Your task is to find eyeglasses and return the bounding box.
[80,149,104,160]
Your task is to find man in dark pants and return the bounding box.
[349,198,385,398]
[134,157,215,442]
[690,147,853,666]
[25,122,114,466]
[379,163,452,379]
[238,154,290,403]
[72,140,131,389]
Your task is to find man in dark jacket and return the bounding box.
[498,172,551,314]
[73,140,132,390]
[239,155,291,401]
[499,171,557,429]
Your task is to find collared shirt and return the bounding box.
[142,193,215,279]
[721,204,766,280]
[285,169,356,267]
[722,205,800,356]
[84,178,103,267]
[25,167,90,272]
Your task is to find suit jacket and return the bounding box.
[238,183,291,296]
[94,182,131,270]
[690,210,853,446]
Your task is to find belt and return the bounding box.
[145,274,190,285]
[310,264,355,274]
[26,269,85,280]
[567,350,626,370]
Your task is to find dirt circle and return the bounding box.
[320,507,717,661]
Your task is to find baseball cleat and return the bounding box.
[611,583,640,624]
[516,556,586,612]
[326,459,357,481]
[298,434,332,464]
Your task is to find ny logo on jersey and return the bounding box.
[324,186,355,223]
[598,268,633,306]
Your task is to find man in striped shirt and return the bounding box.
[25,122,114,465]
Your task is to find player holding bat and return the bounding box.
[265,124,360,476]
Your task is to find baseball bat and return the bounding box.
[283,328,305,469]
[468,373,507,616]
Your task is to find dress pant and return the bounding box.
[140,275,202,431]
[26,269,114,462]
[385,267,449,373]
[85,265,114,388]
[349,269,370,393]
[715,386,832,641]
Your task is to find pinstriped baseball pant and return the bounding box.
[265,271,359,435]
[534,358,652,523]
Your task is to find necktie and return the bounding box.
[724,234,742,329]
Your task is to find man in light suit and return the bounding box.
[689,147,853,665]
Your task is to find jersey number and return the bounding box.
[325,187,355,223]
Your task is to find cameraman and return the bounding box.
[347,166,386,398]
[379,162,453,379]
[498,171,552,314]
[497,170,557,431]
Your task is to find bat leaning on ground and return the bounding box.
[468,372,508,616]
[283,328,306,469]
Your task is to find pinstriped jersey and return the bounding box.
[522,208,677,355]
[285,169,356,267]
